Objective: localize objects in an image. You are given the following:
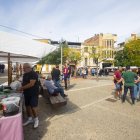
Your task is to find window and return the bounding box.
[85,58,87,66]
[68,45,79,49]
[84,47,88,52]
[93,59,96,64]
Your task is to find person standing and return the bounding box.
[92,69,95,76]
[82,69,86,79]
[63,65,68,91]
[67,64,71,88]
[105,68,107,76]
[52,65,61,88]
[134,68,140,101]
[16,63,39,128]
[86,68,88,76]
[72,67,75,77]
[1,64,5,73]
[117,65,138,106]
[0,63,1,73]
[113,66,122,100]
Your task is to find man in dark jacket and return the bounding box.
[1,64,5,73]
[52,65,61,88]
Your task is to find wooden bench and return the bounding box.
[38,80,67,109]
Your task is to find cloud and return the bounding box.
[0,0,140,46]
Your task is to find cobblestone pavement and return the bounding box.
[1,72,140,140]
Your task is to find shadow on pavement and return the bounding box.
[23,94,80,140]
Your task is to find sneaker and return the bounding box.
[64,94,68,97]
[122,102,125,104]
[132,104,135,106]
[23,120,33,126]
[115,97,120,100]
[34,120,39,128]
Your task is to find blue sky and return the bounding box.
[0,0,140,46]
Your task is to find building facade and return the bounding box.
[35,38,82,72]
[81,33,117,68]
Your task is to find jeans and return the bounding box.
[83,74,86,79]
[134,82,140,99]
[123,86,135,104]
[1,69,4,73]
[64,76,68,90]
[115,83,122,90]
[53,79,60,88]
[53,87,65,98]
[92,73,94,76]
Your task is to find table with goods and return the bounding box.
[0,81,24,140]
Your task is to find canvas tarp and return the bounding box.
[0,30,57,62]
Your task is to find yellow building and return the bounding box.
[82,33,117,68]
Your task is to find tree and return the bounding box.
[124,38,140,66]
[114,49,133,67]
[63,48,82,76]
[85,45,111,81]
[37,42,68,65]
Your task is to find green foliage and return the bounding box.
[63,48,82,68]
[84,45,110,64]
[114,49,133,67]
[37,42,68,65]
[124,38,140,66]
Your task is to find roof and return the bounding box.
[83,34,99,45]
[51,40,82,46]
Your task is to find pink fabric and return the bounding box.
[0,93,24,140]
[63,68,68,77]
[0,113,24,140]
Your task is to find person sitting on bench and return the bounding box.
[43,75,68,98]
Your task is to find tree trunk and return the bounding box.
[75,61,77,78]
[96,62,99,82]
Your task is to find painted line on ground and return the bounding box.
[45,95,114,122]
[42,94,140,123]
[66,84,114,92]
[94,104,140,121]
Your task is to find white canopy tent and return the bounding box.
[0,30,57,84]
[0,30,57,62]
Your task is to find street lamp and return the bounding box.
[59,37,65,74]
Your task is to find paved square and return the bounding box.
[1,72,140,140]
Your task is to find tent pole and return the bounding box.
[16,62,19,79]
[10,62,12,83]
[8,53,10,86]
[20,64,22,76]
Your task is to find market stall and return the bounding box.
[0,89,23,140]
[0,30,57,140]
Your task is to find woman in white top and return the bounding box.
[82,69,87,79]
